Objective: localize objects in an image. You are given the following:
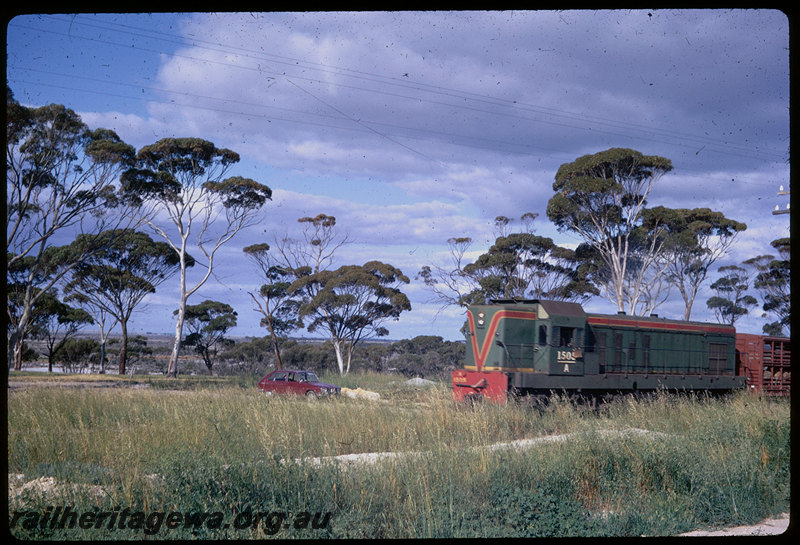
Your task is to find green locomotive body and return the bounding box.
[452,299,745,402]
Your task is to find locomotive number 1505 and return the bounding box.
[556,350,577,362]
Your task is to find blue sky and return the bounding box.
[7,10,790,341]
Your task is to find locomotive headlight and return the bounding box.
[477,311,485,326]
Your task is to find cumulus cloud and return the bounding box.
[7,10,789,339]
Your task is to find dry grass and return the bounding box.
[7,373,791,539]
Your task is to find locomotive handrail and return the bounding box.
[454,378,488,390]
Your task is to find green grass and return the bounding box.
[7,373,791,539]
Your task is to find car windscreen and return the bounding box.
[305,372,319,382]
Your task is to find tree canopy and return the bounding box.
[462,232,597,305]
[63,229,187,373]
[180,300,238,375]
[6,89,137,370]
[546,147,673,314]
[747,238,790,336]
[706,265,758,326]
[120,137,270,377]
[243,242,303,370]
[419,213,596,311]
[289,261,412,374]
[29,290,93,373]
[644,207,746,320]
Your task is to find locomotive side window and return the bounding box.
[553,327,583,347]
[558,327,577,347]
[538,325,548,346]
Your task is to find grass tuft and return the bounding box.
[7,375,790,539]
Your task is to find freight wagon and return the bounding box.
[735,334,791,396]
[452,299,789,403]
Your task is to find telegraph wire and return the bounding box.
[9,67,787,182]
[283,78,445,166]
[9,59,785,169]
[53,13,787,161]
[9,16,788,164]
[8,75,576,160]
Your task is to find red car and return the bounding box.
[257,369,341,398]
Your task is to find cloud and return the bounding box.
[7,10,789,341]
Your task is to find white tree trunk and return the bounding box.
[168,250,189,377]
[332,339,346,375]
[99,339,107,374]
[168,297,186,377]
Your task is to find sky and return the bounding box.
[6,10,791,342]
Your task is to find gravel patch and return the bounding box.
[404,377,436,387]
[288,427,673,469]
[678,513,789,536]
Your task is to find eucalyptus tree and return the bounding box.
[288,261,411,375]
[179,300,237,376]
[7,252,50,369]
[417,236,476,310]
[418,213,596,310]
[63,229,186,374]
[706,265,758,326]
[267,213,407,375]
[6,89,137,370]
[571,237,669,317]
[107,335,151,375]
[29,290,93,373]
[546,148,673,314]
[745,238,790,336]
[243,243,303,370]
[462,233,596,305]
[52,338,101,374]
[62,292,117,374]
[643,207,746,320]
[269,213,351,366]
[120,138,271,377]
[275,213,350,278]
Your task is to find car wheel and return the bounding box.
[263,390,274,396]
[305,390,317,399]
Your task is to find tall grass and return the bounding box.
[7,375,790,539]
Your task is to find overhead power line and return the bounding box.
[9,15,789,165]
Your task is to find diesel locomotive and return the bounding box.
[452,299,789,403]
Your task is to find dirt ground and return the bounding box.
[678,513,790,537]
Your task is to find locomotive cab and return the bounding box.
[452,299,589,402]
[543,317,587,376]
